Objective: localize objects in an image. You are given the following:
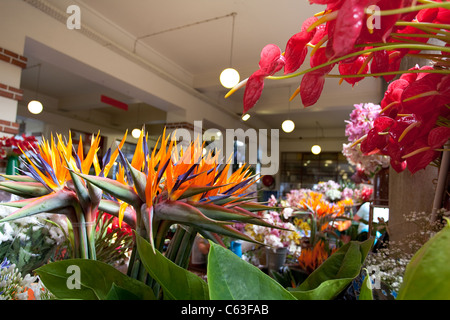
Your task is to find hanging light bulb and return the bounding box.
[311,144,322,155]
[282,119,295,133]
[220,13,240,89]
[220,68,240,89]
[28,100,43,114]
[132,128,141,139]
[241,113,250,121]
[28,64,44,115]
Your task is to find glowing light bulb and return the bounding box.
[220,68,240,89]
[241,113,251,121]
[311,144,322,155]
[282,120,295,133]
[132,128,141,139]
[28,100,43,114]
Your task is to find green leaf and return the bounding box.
[135,233,209,300]
[0,181,50,197]
[207,241,296,300]
[106,283,141,300]
[35,259,156,300]
[359,270,373,300]
[0,174,37,182]
[0,190,76,223]
[73,172,142,207]
[289,238,374,300]
[178,185,226,200]
[397,221,450,300]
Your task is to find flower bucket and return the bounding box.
[6,154,19,175]
[266,247,288,272]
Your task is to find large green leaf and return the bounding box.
[359,270,373,300]
[135,233,209,300]
[207,241,296,300]
[397,221,450,300]
[289,238,374,300]
[35,259,156,300]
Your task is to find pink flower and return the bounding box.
[243,44,285,113]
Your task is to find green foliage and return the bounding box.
[207,241,296,300]
[35,259,156,300]
[289,238,374,300]
[359,269,373,300]
[397,220,450,300]
[135,233,209,300]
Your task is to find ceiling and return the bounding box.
[19,0,384,139]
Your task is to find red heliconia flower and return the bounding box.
[284,16,318,74]
[243,44,285,113]
[380,78,410,118]
[360,116,396,155]
[400,73,450,116]
[338,54,370,86]
[331,0,369,58]
[358,0,405,44]
[300,47,335,107]
[404,127,450,174]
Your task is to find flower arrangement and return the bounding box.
[0,200,66,275]
[297,240,336,274]
[0,257,51,300]
[226,0,450,176]
[364,209,449,294]
[0,134,39,159]
[245,210,302,256]
[343,103,391,176]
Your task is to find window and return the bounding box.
[280,152,354,195]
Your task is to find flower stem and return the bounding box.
[395,21,450,31]
[370,2,450,16]
[268,44,450,81]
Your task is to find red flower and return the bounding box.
[338,54,370,86]
[404,127,450,174]
[360,116,396,155]
[243,44,285,113]
[330,0,369,58]
[300,47,335,107]
[284,16,318,74]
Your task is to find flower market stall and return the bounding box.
[0,0,449,302]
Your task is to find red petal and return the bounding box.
[435,8,450,24]
[374,116,396,132]
[332,0,369,58]
[300,72,326,107]
[258,44,285,75]
[437,75,450,105]
[371,50,389,76]
[284,34,312,74]
[428,127,450,149]
[406,146,439,174]
[400,73,443,115]
[390,158,407,173]
[310,47,335,74]
[243,72,265,113]
[338,55,369,86]
[310,24,327,46]
[284,17,318,74]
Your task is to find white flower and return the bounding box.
[282,208,294,220]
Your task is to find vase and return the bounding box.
[266,247,288,272]
[6,154,19,175]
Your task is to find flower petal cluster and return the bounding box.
[360,67,450,174]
